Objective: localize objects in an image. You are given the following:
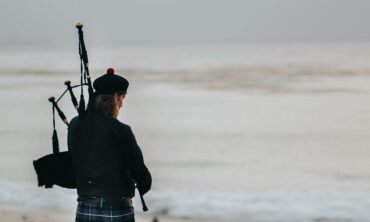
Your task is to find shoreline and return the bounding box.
[0,204,230,222]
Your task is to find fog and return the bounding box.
[0,0,370,47]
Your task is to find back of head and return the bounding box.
[94,94,116,118]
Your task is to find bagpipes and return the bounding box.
[33,23,148,211]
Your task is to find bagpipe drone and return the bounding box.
[32,23,148,211]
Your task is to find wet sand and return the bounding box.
[0,205,228,222]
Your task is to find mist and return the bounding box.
[1,0,370,48]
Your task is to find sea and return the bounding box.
[1,42,370,222]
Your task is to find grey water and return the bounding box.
[1,42,370,222]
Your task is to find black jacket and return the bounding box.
[68,111,151,198]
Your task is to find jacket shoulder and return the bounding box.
[112,119,131,131]
[110,119,133,138]
[69,116,82,131]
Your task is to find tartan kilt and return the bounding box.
[75,202,135,222]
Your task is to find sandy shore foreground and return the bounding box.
[0,205,226,222]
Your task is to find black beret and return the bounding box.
[93,68,129,95]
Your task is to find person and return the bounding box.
[68,68,152,222]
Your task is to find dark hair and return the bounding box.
[94,94,117,118]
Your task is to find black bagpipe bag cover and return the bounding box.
[33,151,76,189]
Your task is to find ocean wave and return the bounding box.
[1,181,370,222]
[2,42,370,77]
[0,66,368,94]
[2,43,370,93]
[1,64,370,76]
[147,189,370,222]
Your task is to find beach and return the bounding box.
[1,43,370,222]
[1,205,229,222]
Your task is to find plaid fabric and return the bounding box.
[75,202,135,222]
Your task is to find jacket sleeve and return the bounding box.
[123,126,152,195]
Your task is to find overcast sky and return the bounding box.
[1,0,370,47]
